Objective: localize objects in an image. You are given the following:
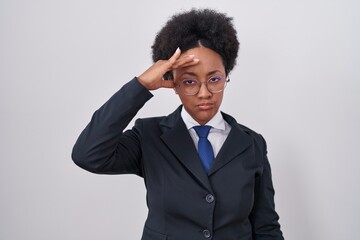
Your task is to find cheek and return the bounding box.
[215,93,224,105]
[177,94,191,106]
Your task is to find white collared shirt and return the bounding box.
[181,108,231,157]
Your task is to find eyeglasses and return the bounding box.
[175,75,230,96]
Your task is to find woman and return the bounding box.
[72,8,284,240]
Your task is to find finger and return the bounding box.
[172,57,200,69]
[174,54,195,65]
[154,48,181,77]
[168,47,181,65]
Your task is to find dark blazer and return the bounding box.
[72,78,284,240]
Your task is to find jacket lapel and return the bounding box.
[208,112,253,176]
[160,106,212,192]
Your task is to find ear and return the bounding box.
[173,87,178,95]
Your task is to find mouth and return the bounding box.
[197,102,214,110]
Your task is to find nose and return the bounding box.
[197,82,212,98]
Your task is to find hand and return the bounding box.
[137,48,199,90]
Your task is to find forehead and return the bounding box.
[175,47,225,77]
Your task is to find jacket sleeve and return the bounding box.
[71,78,153,176]
[249,135,284,239]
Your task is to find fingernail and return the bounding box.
[193,58,200,62]
[188,55,195,58]
[176,47,181,53]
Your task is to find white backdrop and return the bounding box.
[1,0,359,239]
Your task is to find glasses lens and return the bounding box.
[181,79,200,95]
[179,76,228,95]
[207,76,226,93]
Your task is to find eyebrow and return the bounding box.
[181,70,223,77]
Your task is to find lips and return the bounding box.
[197,102,214,110]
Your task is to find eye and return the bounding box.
[182,79,198,85]
[208,76,222,83]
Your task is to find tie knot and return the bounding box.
[193,125,211,138]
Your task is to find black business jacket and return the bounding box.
[72,78,284,240]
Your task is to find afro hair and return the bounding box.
[152,9,239,75]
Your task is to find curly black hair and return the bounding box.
[152,9,239,75]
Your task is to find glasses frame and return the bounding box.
[174,76,230,96]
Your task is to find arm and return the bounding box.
[71,78,152,175]
[249,135,284,239]
[72,48,199,175]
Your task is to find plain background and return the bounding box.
[1,0,359,239]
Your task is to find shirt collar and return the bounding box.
[181,106,226,131]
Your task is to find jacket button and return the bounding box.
[205,194,214,203]
[203,229,211,238]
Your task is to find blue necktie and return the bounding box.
[193,125,215,173]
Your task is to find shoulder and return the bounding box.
[221,111,267,150]
[135,105,183,129]
[135,115,166,126]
